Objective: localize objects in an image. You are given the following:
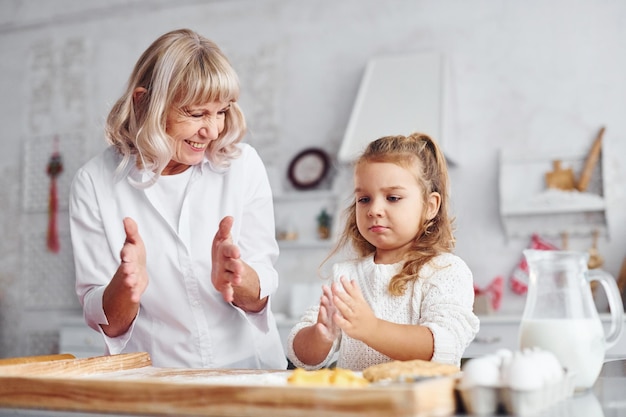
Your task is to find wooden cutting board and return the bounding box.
[0,352,457,417]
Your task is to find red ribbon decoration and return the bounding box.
[46,136,63,253]
[510,234,559,295]
[474,276,504,311]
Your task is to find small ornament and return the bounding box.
[587,229,604,270]
[474,276,504,312]
[46,136,63,253]
[316,209,332,240]
[277,217,299,241]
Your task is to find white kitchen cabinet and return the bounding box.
[275,316,298,353]
[59,314,297,361]
[464,317,521,358]
[59,316,105,359]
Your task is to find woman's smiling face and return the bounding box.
[163,100,230,175]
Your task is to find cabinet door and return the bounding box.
[464,322,521,358]
[59,322,106,358]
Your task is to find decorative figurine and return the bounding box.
[316,209,332,240]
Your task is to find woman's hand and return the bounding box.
[211,216,244,304]
[117,217,149,302]
[331,276,379,342]
[101,217,149,337]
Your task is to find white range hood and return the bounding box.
[338,52,455,165]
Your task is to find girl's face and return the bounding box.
[354,161,440,264]
[163,100,230,175]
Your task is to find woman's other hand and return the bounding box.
[102,217,149,337]
[211,216,244,304]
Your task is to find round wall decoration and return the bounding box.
[287,148,330,190]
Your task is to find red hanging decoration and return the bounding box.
[474,276,504,311]
[509,234,559,295]
[46,136,63,253]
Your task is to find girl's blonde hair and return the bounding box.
[333,132,455,296]
[105,28,245,184]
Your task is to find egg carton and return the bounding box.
[457,371,576,416]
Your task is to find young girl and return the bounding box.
[287,133,479,370]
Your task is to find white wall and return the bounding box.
[1,0,625,357]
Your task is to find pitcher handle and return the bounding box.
[588,270,624,349]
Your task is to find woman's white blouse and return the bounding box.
[287,253,479,370]
[69,144,286,369]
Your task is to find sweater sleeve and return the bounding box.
[416,254,480,366]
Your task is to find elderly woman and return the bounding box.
[70,28,285,369]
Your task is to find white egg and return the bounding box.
[495,348,513,360]
[532,349,564,384]
[460,355,501,387]
[502,352,544,391]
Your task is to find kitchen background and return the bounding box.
[0,0,625,359]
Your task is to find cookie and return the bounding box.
[362,359,460,382]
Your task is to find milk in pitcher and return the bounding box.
[519,318,605,390]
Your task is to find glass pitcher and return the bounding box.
[518,249,624,391]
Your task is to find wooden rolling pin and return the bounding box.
[577,126,605,192]
[0,353,75,366]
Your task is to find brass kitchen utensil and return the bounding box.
[588,230,604,270]
[587,230,604,294]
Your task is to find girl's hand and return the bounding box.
[331,276,379,341]
[314,284,340,343]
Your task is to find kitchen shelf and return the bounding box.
[278,239,335,250]
[500,192,606,216]
[498,148,608,239]
[273,188,340,243]
[273,189,336,202]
